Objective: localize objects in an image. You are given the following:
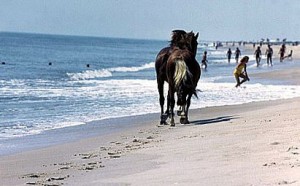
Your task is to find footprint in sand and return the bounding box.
[278,180,297,185]
[43,183,62,186]
[270,142,280,145]
[287,146,299,155]
[59,166,70,170]
[108,151,122,158]
[22,173,46,179]
[79,161,105,171]
[26,182,38,185]
[287,146,298,152]
[76,153,99,159]
[47,176,68,181]
[262,162,276,167]
[110,141,122,145]
[146,136,154,139]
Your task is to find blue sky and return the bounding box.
[0,0,299,41]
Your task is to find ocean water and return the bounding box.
[0,32,300,154]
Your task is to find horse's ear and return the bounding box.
[195,32,199,39]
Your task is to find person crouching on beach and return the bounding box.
[233,56,250,87]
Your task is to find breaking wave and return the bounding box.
[67,62,154,80]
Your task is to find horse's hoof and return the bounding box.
[180,118,190,124]
[160,120,168,125]
[161,114,169,121]
[170,123,175,127]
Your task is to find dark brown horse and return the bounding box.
[155,30,188,124]
[166,47,200,126]
[155,30,199,125]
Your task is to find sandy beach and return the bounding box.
[1,45,300,186]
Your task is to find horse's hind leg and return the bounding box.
[179,105,187,124]
[177,106,182,116]
[169,89,176,127]
[165,93,171,116]
[180,94,192,124]
[185,94,193,124]
[158,80,168,125]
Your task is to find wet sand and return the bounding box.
[1,97,299,186]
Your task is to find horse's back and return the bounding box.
[167,48,201,86]
[155,47,171,81]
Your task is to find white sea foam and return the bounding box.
[67,62,155,80]
[192,82,300,109]
[67,69,113,80]
[1,77,300,140]
[210,50,226,56]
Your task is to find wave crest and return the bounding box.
[67,62,154,80]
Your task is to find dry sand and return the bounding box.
[1,46,300,186]
[1,97,300,186]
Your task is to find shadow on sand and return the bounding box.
[191,115,238,126]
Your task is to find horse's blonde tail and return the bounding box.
[174,59,187,88]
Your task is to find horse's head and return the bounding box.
[170,30,199,57]
[170,30,187,49]
[185,31,199,57]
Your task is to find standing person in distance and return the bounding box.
[254,46,262,67]
[235,47,241,63]
[233,56,250,87]
[201,51,208,70]
[265,44,273,66]
[279,44,286,62]
[227,48,232,63]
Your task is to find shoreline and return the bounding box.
[2,66,300,157]
[1,65,299,157]
[1,45,300,185]
[1,97,300,185]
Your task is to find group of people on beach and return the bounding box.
[201,49,249,88]
[253,44,291,67]
[225,44,292,67]
[201,47,242,70]
[201,43,294,88]
[225,47,241,64]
